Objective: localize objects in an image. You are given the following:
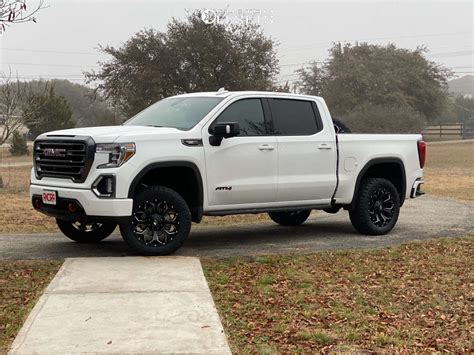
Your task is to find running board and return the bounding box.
[205,203,331,216]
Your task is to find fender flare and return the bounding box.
[352,157,406,206]
[127,161,204,219]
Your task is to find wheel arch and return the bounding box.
[352,157,407,207]
[128,161,204,222]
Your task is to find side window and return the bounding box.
[213,99,267,136]
[270,99,321,135]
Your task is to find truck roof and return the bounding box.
[173,90,324,101]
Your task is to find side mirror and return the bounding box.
[209,122,240,146]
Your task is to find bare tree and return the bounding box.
[0,71,49,144]
[0,0,46,33]
[0,74,25,145]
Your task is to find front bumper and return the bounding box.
[410,179,425,198]
[30,184,133,220]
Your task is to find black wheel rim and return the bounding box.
[132,199,180,247]
[72,221,102,232]
[368,188,395,227]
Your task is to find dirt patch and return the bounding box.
[0,193,57,234]
[424,141,474,202]
[0,166,32,192]
[0,146,33,166]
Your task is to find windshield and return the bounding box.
[124,96,223,130]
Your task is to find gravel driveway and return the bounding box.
[1,195,472,260]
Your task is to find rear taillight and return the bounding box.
[417,140,426,168]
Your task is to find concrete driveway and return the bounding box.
[1,195,472,260]
[9,257,231,354]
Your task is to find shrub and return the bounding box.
[9,131,29,156]
[340,103,426,134]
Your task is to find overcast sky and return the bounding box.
[0,0,472,86]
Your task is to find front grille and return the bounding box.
[34,136,95,183]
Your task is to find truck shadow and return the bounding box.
[5,220,366,259]
[183,220,358,256]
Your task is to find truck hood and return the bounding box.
[40,125,185,143]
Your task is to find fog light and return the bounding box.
[33,197,43,209]
[68,202,78,213]
[92,175,115,198]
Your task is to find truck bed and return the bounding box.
[334,134,424,204]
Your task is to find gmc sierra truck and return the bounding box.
[30,91,426,255]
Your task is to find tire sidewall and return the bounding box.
[120,186,191,256]
[350,178,400,235]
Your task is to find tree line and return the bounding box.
[1,10,473,153]
[0,76,121,147]
[83,12,470,134]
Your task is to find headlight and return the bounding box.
[96,143,135,168]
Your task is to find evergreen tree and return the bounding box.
[25,90,74,139]
[9,131,29,156]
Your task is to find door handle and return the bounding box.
[318,143,332,150]
[258,144,275,151]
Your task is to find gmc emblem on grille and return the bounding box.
[43,148,66,157]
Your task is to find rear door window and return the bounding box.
[270,99,322,135]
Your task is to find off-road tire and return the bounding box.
[120,185,191,256]
[349,178,400,235]
[56,219,117,243]
[268,209,311,226]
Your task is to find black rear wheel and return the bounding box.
[268,209,311,226]
[349,178,400,235]
[56,219,117,243]
[120,185,191,256]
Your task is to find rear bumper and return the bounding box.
[410,179,425,198]
[30,184,133,220]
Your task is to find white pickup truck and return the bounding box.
[30,91,425,255]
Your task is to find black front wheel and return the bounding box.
[268,209,311,226]
[56,219,117,243]
[349,178,400,235]
[120,186,191,256]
